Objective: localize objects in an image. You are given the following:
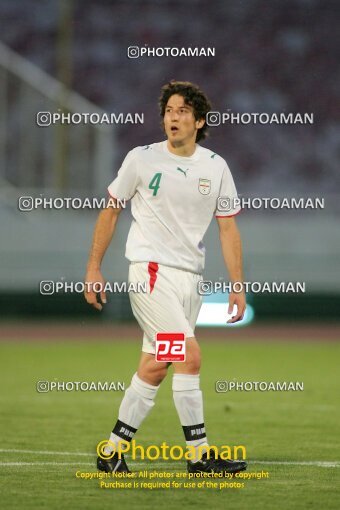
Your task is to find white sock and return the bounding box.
[104,373,159,454]
[172,373,209,462]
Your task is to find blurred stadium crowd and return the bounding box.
[0,0,339,193]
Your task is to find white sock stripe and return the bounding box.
[172,373,200,391]
[116,375,157,430]
[131,373,160,399]
[112,459,122,472]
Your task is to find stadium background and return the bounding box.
[0,1,339,510]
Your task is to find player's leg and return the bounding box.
[97,262,168,473]
[170,271,208,460]
[172,336,209,461]
[98,354,169,473]
[137,351,170,385]
[106,354,168,450]
[172,337,246,473]
[171,273,247,474]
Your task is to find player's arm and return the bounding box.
[84,199,122,310]
[216,216,246,323]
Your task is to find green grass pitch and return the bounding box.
[0,337,339,509]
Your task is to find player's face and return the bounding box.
[163,94,204,146]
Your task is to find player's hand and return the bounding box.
[84,268,107,311]
[227,291,246,324]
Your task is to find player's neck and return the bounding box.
[166,140,197,158]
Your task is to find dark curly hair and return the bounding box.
[159,80,211,142]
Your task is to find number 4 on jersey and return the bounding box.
[149,172,162,196]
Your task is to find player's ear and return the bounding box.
[196,118,205,129]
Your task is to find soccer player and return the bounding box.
[85,81,247,475]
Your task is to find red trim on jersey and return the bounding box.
[148,262,159,294]
[215,209,242,219]
[107,190,121,201]
[107,191,127,209]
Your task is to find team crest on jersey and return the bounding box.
[198,178,211,195]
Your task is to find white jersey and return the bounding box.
[108,141,240,274]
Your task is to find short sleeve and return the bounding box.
[215,164,241,217]
[108,149,139,201]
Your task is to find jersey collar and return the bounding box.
[163,140,200,163]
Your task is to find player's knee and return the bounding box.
[153,364,168,385]
[186,351,201,373]
[138,363,168,386]
[177,339,201,374]
[188,338,201,369]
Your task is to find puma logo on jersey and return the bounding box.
[176,166,188,177]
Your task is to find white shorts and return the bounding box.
[128,262,202,354]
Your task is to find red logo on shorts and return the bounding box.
[155,333,186,362]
